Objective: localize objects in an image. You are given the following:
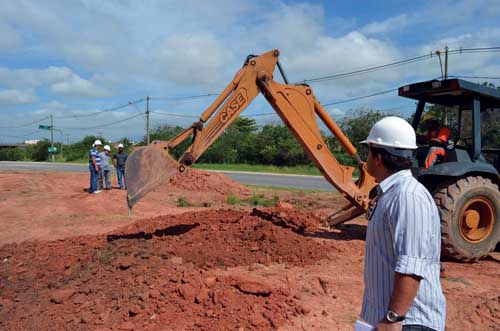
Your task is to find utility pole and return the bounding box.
[59,131,64,159]
[146,96,150,145]
[444,46,449,79]
[50,114,54,162]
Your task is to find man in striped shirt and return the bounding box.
[360,117,446,331]
[88,140,102,194]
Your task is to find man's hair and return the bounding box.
[369,145,413,172]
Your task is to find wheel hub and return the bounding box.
[459,197,495,243]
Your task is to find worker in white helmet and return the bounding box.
[112,143,128,189]
[358,117,445,331]
[98,145,112,190]
[88,140,102,194]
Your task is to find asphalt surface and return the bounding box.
[0,161,335,191]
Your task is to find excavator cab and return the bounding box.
[399,79,500,261]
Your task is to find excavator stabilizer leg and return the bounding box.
[125,142,179,209]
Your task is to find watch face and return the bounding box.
[387,311,398,322]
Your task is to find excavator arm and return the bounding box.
[125,49,376,226]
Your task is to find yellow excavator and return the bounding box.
[125,49,376,227]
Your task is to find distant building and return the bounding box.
[24,140,40,145]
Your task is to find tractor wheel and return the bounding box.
[433,176,500,261]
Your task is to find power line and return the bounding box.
[0,116,50,129]
[0,130,46,139]
[300,46,500,84]
[58,113,144,130]
[447,75,500,80]
[150,94,219,101]
[322,88,398,107]
[301,54,431,84]
[54,98,145,119]
[150,111,199,118]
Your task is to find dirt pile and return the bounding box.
[0,208,332,330]
[169,169,250,196]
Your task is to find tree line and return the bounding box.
[1,106,498,165]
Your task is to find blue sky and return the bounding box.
[0,0,499,143]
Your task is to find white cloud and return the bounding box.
[361,14,410,35]
[0,22,20,50]
[255,3,325,52]
[285,31,402,85]
[153,32,234,86]
[0,66,73,88]
[49,75,110,97]
[43,100,67,110]
[0,66,110,98]
[327,107,346,119]
[0,88,38,105]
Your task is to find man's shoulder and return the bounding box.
[394,174,432,200]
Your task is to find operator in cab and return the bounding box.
[416,111,451,169]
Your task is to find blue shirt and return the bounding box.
[89,147,101,165]
[98,151,110,171]
[361,170,446,331]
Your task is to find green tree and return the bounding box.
[341,108,386,159]
[254,124,309,166]
[0,147,26,161]
[64,135,107,161]
[147,124,189,159]
[25,140,51,161]
[201,117,259,164]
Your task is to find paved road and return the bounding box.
[0,161,335,191]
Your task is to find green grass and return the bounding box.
[176,197,193,207]
[194,163,322,176]
[52,159,359,178]
[226,193,279,207]
[226,194,241,205]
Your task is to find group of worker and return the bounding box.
[358,112,451,331]
[88,140,128,194]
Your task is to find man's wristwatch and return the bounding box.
[386,310,405,323]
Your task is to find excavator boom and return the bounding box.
[125,49,376,225]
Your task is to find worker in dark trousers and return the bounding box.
[113,143,128,189]
[88,140,102,194]
[98,145,112,190]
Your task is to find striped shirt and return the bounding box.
[89,147,101,165]
[360,169,446,331]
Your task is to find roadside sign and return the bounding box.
[39,125,52,130]
[48,147,58,153]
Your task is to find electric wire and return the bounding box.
[58,113,144,130]
[300,46,500,84]
[0,116,50,129]
[447,75,500,80]
[150,111,199,118]
[54,98,145,119]
[322,88,399,107]
[149,94,219,101]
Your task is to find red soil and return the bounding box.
[0,170,498,330]
[0,208,332,330]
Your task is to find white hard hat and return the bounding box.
[103,145,111,151]
[361,116,417,157]
[94,139,102,146]
[118,143,124,148]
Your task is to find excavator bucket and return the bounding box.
[125,144,179,209]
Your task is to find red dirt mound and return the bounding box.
[0,208,334,330]
[169,169,250,196]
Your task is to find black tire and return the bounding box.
[433,176,500,262]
